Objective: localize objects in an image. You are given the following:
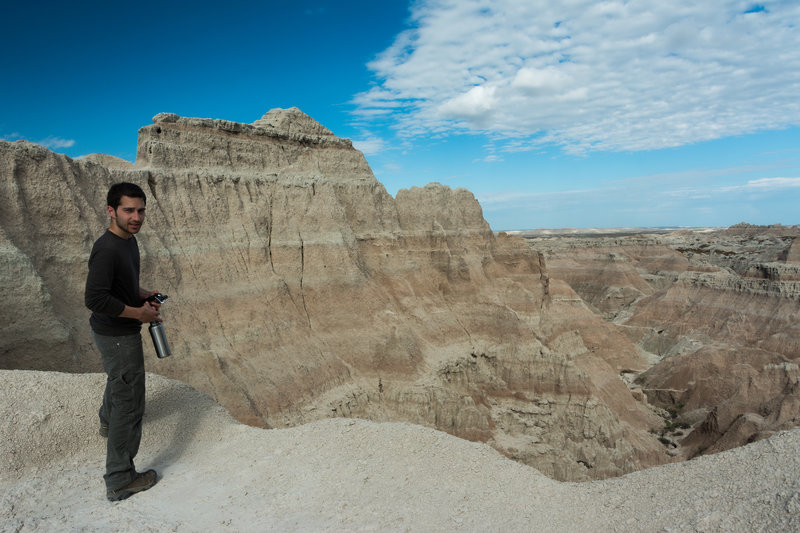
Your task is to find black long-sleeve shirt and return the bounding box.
[85,230,142,336]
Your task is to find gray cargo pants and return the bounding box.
[92,331,146,492]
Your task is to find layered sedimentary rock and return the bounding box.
[82,153,134,169]
[0,108,668,481]
[785,237,800,265]
[528,226,800,459]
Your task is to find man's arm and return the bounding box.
[119,303,160,323]
[85,245,126,317]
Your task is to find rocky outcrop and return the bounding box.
[524,241,689,320]
[528,227,800,459]
[136,108,363,177]
[638,347,800,457]
[0,109,668,481]
[786,237,800,264]
[81,153,133,169]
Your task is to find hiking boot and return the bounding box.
[106,469,158,501]
[99,425,108,438]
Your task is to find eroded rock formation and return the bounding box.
[0,108,669,481]
[528,225,800,459]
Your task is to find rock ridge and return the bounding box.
[681,270,800,298]
[137,108,363,177]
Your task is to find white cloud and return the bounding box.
[477,187,597,209]
[38,136,76,149]
[511,67,572,94]
[355,0,800,153]
[352,137,388,156]
[1,133,76,150]
[720,177,800,192]
[438,85,497,124]
[478,174,800,213]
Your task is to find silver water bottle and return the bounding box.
[146,293,171,358]
[149,321,172,358]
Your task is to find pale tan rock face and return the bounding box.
[81,153,133,169]
[0,110,669,481]
[785,237,800,265]
[529,227,800,460]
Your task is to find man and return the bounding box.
[85,182,162,501]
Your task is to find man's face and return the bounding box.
[107,195,146,238]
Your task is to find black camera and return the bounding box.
[145,293,169,304]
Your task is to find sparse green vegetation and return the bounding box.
[690,446,708,459]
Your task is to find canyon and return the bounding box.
[525,224,800,459]
[1,108,797,482]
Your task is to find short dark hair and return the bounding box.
[107,182,146,209]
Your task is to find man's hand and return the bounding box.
[141,289,163,311]
[139,302,161,323]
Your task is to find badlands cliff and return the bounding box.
[0,108,670,481]
[527,225,800,459]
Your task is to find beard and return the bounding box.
[112,216,142,236]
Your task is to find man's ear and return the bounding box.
[106,205,115,218]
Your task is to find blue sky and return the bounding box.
[2,0,799,230]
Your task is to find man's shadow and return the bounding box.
[142,380,209,473]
